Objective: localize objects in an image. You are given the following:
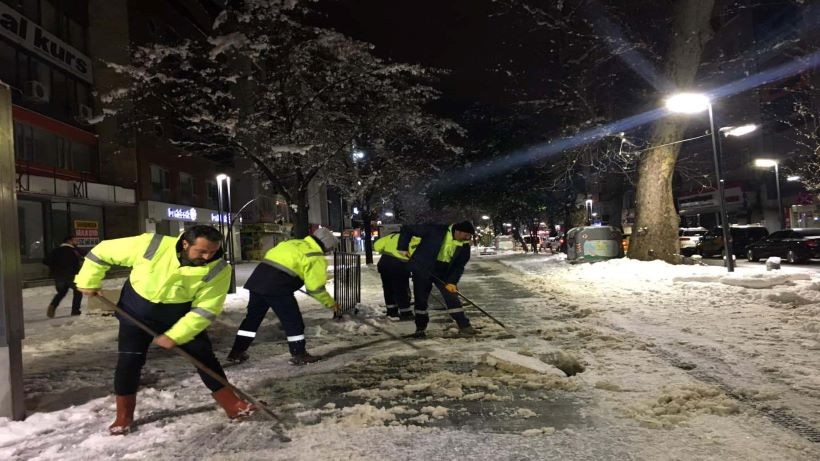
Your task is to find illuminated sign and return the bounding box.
[0,3,93,83]
[210,212,230,223]
[167,207,198,221]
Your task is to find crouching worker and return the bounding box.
[74,226,255,435]
[398,221,476,338]
[374,232,419,320]
[227,228,340,366]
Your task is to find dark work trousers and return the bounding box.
[51,279,83,314]
[377,255,412,315]
[412,273,470,331]
[114,321,227,395]
[230,292,307,356]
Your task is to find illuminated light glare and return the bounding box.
[481,215,490,220]
[787,175,801,182]
[725,124,757,137]
[384,212,394,217]
[665,93,711,114]
[216,173,228,182]
[754,159,777,168]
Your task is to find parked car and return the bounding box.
[746,228,820,263]
[695,225,769,257]
[564,225,623,262]
[548,233,565,254]
[679,227,708,256]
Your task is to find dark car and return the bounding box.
[695,225,769,258]
[746,229,820,263]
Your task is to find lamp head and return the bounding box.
[665,93,711,114]
[754,159,777,168]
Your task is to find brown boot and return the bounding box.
[109,394,137,435]
[46,304,56,318]
[212,387,256,419]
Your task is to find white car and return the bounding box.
[679,227,708,255]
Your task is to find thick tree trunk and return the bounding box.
[629,0,716,263]
[292,188,310,238]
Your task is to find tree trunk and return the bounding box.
[629,0,716,263]
[363,208,374,265]
[292,188,310,238]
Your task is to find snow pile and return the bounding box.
[624,384,740,429]
[484,348,565,376]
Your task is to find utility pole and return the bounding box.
[0,82,26,420]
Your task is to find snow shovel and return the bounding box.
[430,274,506,329]
[97,295,291,442]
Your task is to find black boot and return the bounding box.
[289,352,321,365]
[226,350,249,363]
[386,306,399,318]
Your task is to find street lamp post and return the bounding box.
[666,93,735,272]
[216,174,236,293]
[754,159,784,229]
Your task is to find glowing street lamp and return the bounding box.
[754,158,784,229]
[666,92,734,272]
[481,215,490,220]
[787,175,801,182]
[384,211,394,217]
[723,124,757,137]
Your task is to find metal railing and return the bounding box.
[333,251,361,314]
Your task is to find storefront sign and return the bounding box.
[0,3,93,83]
[210,212,230,223]
[73,220,99,247]
[167,207,198,221]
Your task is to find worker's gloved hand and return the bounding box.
[153,334,177,349]
[444,283,458,294]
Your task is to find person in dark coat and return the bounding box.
[397,221,476,338]
[46,235,84,318]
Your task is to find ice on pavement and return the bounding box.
[2,254,820,460]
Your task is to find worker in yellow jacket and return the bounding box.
[373,232,419,320]
[74,225,254,435]
[227,227,339,365]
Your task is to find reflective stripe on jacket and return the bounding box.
[75,233,230,344]
[258,236,335,308]
[374,233,420,261]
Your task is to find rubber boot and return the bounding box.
[109,394,137,435]
[226,350,249,364]
[289,352,321,366]
[212,387,256,419]
[386,306,399,318]
[46,304,56,319]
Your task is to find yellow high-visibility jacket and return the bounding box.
[75,233,230,344]
[374,233,420,261]
[244,236,335,308]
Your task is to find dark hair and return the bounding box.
[182,225,223,244]
[63,235,76,243]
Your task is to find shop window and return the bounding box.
[13,121,34,162]
[18,199,45,260]
[31,125,57,167]
[72,142,95,174]
[150,164,171,201]
[70,203,103,248]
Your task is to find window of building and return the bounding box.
[18,199,45,261]
[40,0,57,34]
[179,172,194,204]
[0,40,16,87]
[13,122,33,162]
[55,136,71,169]
[150,164,171,201]
[21,0,39,22]
[72,142,95,174]
[51,69,68,117]
[206,181,219,208]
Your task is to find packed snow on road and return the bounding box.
[2,252,819,460]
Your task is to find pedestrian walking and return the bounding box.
[373,232,420,320]
[397,221,477,338]
[46,235,85,318]
[74,225,254,435]
[226,228,340,365]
